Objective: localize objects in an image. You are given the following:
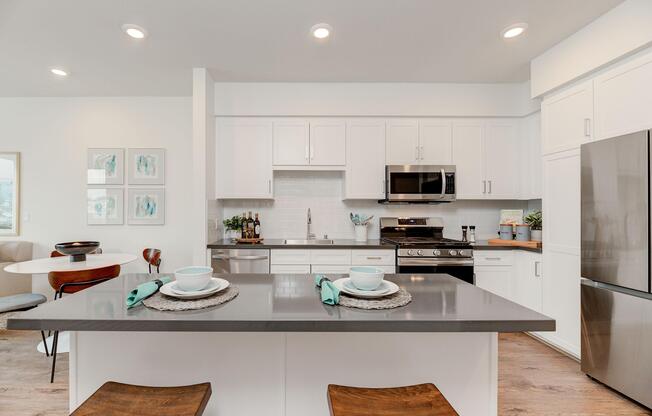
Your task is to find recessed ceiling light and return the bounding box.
[501,23,528,39]
[50,68,68,77]
[122,24,148,39]
[311,23,332,39]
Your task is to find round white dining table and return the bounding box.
[4,253,138,274]
[4,252,138,355]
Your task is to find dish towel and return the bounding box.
[314,274,340,305]
[126,276,172,309]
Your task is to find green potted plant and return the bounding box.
[222,215,243,241]
[524,210,542,242]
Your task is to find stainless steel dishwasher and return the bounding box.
[211,248,270,274]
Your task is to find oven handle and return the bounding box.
[397,258,474,266]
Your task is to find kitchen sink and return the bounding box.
[283,239,334,245]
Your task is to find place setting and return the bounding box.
[126,266,238,311]
[315,267,411,310]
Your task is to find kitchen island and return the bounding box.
[9,273,554,416]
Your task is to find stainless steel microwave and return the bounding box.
[384,165,456,203]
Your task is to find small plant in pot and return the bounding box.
[524,210,542,242]
[222,215,243,241]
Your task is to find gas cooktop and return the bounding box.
[381,236,470,248]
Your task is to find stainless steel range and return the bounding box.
[380,217,474,284]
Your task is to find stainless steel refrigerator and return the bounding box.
[581,130,652,409]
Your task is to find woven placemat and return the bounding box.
[338,289,412,310]
[143,286,239,311]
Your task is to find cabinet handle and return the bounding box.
[584,118,591,137]
[483,180,487,194]
[268,179,272,194]
[366,256,383,260]
[305,143,309,160]
[420,146,424,160]
[534,261,541,277]
[415,146,419,161]
[488,180,492,194]
[485,257,502,261]
[310,143,315,160]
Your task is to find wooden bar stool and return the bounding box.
[142,248,162,273]
[327,383,458,416]
[71,381,212,416]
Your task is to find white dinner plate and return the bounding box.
[170,278,220,295]
[160,277,229,300]
[343,279,390,296]
[333,278,399,299]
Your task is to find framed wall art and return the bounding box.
[127,188,165,225]
[87,148,124,185]
[0,152,20,235]
[127,148,165,185]
[87,188,124,225]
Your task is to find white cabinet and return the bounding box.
[540,149,581,357]
[270,248,395,275]
[452,121,485,198]
[514,251,542,313]
[216,119,273,199]
[453,120,520,199]
[475,264,513,301]
[594,49,652,140]
[519,112,542,199]
[386,120,453,165]
[484,120,520,199]
[273,120,310,166]
[271,264,311,274]
[273,119,345,167]
[541,80,593,155]
[351,250,395,266]
[344,120,386,199]
[419,120,453,164]
[271,249,311,265]
[386,120,419,164]
[309,120,346,166]
[310,250,352,265]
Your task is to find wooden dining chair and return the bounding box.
[142,248,162,273]
[327,383,459,416]
[47,264,121,383]
[71,381,212,416]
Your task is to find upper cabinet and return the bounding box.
[594,49,652,140]
[452,119,521,200]
[273,119,345,168]
[541,80,593,155]
[216,118,273,199]
[519,112,542,199]
[386,120,419,164]
[386,120,453,165]
[344,120,386,200]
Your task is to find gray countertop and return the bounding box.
[472,240,542,253]
[8,273,554,333]
[207,239,395,249]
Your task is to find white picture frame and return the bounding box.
[87,148,124,185]
[128,188,165,225]
[0,152,20,236]
[87,188,124,225]
[127,148,165,185]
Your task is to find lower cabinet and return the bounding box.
[271,249,396,274]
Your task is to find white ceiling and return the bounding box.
[0,0,624,96]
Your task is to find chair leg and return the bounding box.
[50,331,59,383]
[40,331,50,356]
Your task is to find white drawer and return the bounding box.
[309,249,352,265]
[311,264,351,274]
[270,264,311,274]
[474,250,514,266]
[352,264,396,273]
[351,249,395,266]
[271,249,311,265]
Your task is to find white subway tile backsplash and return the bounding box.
[222,171,528,240]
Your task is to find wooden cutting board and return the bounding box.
[235,238,264,244]
[487,238,542,249]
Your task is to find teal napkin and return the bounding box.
[126,276,172,309]
[314,274,340,305]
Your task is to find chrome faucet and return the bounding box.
[307,208,316,239]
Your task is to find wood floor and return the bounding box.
[0,330,649,415]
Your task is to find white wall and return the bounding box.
[531,0,652,97]
[214,82,537,117]
[0,97,193,293]
[222,171,529,241]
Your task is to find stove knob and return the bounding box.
[449,250,458,256]
[433,249,441,256]
[459,250,466,256]
[407,249,415,256]
[417,249,424,256]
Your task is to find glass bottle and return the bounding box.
[254,213,261,238]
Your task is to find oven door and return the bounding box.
[386,165,455,202]
[397,257,474,285]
